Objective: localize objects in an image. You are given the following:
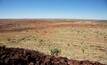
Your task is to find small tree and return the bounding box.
[50,48,61,56]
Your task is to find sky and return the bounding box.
[0,0,107,20]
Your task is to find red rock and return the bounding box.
[0,46,106,65]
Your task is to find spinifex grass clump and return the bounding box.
[50,48,61,56]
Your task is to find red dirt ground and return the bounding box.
[0,20,101,33]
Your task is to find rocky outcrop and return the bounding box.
[0,46,106,65]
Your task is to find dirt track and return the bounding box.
[0,46,105,65]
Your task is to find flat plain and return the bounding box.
[0,19,107,64]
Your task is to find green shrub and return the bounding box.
[50,48,61,56]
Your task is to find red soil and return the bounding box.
[0,20,100,33]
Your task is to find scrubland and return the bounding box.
[0,19,107,64]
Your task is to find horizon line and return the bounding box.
[0,18,107,21]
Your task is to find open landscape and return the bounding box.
[0,19,107,65]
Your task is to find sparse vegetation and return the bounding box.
[7,37,11,41]
[39,39,44,44]
[50,48,61,56]
[0,19,107,64]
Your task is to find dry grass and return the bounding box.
[0,19,107,64]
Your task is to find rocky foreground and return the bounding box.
[0,46,106,65]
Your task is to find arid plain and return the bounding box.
[0,19,107,64]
